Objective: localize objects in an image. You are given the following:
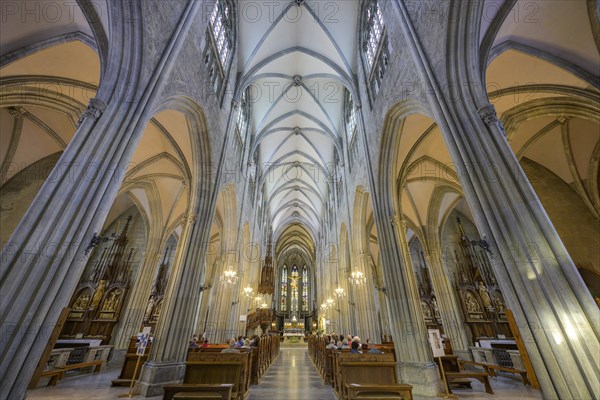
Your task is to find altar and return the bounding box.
[283,328,304,342]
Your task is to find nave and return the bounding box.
[26,344,543,400]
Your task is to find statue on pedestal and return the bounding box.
[89,280,107,309]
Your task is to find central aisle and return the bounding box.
[248,346,337,400]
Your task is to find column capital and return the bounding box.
[390,215,406,231]
[78,98,107,126]
[187,214,198,225]
[7,106,25,119]
[231,99,239,110]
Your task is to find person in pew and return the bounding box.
[347,335,353,347]
[350,341,361,353]
[367,343,383,354]
[326,339,337,350]
[189,336,199,348]
[235,336,245,347]
[201,339,209,349]
[242,339,252,349]
[338,340,349,350]
[222,339,240,353]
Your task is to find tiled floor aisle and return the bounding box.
[247,346,337,400]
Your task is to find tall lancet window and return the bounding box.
[281,265,288,311]
[302,265,308,311]
[361,0,389,101]
[209,0,232,67]
[236,89,249,145]
[344,89,357,143]
[204,0,234,101]
[291,265,299,313]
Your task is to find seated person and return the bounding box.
[326,339,337,350]
[367,343,383,354]
[339,340,350,350]
[189,336,199,348]
[241,338,252,349]
[221,339,240,353]
[201,339,209,349]
[235,336,245,347]
[350,341,361,354]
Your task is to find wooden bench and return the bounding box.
[459,359,529,385]
[40,369,64,386]
[185,352,251,400]
[337,354,410,400]
[40,360,103,386]
[346,384,413,400]
[163,383,233,400]
[436,356,493,395]
[62,360,104,373]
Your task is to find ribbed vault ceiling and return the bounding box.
[238,0,358,250]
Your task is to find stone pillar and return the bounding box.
[422,244,471,357]
[137,212,212,397]
[446,103,600,399]
[112,249,162,350]
[375,215,439,397]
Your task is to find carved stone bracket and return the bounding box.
[292,75,302,87]
[293,0,305,7]
[78,98,107,127]
[188,214,198,225]
[477,104,498,125]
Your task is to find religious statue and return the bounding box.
[432,297,441,320]
[102,290,121,312]
[153,299,163,317]
[478,281,493,309]
[89,280,107,309]
[72,294,90,310]
[144,296,155,320]
[421,301,432,319]
[493,293,506,312]
[465,292,481,313]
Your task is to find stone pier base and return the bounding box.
[137,361,186,397]
[398,361,441,398]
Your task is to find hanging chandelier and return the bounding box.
[220,268,238,285]
[334,286,346,298]
[320,302,328,311]
[349,269,366,285]
[242,285,254,297]
[326,297,334,307]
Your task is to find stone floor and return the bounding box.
[27,346,543,400]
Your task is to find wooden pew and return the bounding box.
[40,369,64,386]
[185,352,251,400]
[459,359,529,385]
[436,356,493,395]
[346,384,413,400]
[337,353,412,400]
[162,383,233,400]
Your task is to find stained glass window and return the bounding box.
[364,0,384,72]
[291,265,299,313]
[209,0,232,68]
[281,265,288,312]
[302,265,308,311]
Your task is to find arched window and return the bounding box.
[344,89,357,143]
[281,265,288,312]
[302,265,308,311]
[361,0,389,102]
[291,265,299,312]
[236,88,249,145]
[204,0,234,101]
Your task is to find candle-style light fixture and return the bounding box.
[334,286,346,298]
[326,297,334,307]
[349,269,366,285]
[243,285,254,297]
[220,268,238,285]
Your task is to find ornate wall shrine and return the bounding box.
[452,218,510,343]
[140,245,173,331]
[60,217,135,344]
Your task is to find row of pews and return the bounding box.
[308,336,413,400]
[163,335,280,400]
